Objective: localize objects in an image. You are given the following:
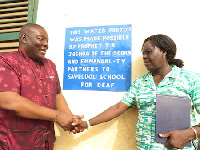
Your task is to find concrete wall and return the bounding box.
[36,0,200,149]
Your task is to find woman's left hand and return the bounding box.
[159,128,195,149]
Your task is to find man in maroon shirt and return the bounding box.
[0,23,80,149]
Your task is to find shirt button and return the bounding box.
[4,143,8,146]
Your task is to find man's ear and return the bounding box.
[20,34,27,43]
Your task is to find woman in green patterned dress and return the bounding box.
[73,34,200,150]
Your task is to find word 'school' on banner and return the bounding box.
[63,24,132,91]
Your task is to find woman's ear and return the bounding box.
[162,51,167,57]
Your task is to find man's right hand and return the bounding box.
[55,112,85,132]
[55,111,74,131]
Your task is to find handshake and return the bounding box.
[54,111,89,134]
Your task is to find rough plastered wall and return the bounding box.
[52,57,147,150]
[36,0,200,149]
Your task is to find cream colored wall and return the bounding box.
[36,0,200,149]
[53,56,147,150]
[54,108,138,150]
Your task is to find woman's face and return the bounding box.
[142,41,167,72]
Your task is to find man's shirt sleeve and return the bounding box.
[0,56,20,93]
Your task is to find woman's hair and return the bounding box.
[142,34,184,68]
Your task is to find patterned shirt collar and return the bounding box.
[18,48,45,65]
[144,65,179,81]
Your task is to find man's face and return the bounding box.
[24,27,48,61]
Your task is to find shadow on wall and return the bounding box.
[54,117,118,150]
[112,107,138,150]
[54,108,138,150]
[53,56,147,150]
[131,55,147,82]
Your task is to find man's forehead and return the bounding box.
[28,27,47,35]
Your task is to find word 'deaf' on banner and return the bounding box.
[63,24,132,91]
